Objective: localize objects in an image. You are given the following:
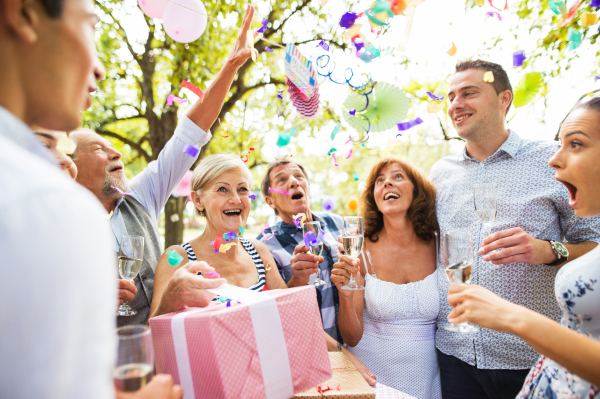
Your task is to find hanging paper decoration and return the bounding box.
[322,196,336,211]
[513,72,543,108]
[162,0,208,43]
[138,0,168,19]
[286,78,320,119]
[284,44,316,99]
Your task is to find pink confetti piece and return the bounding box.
[486,11,502,21]
[182,143,200,157]
[346,149,353,159]
[344,138,352,145]
[268,187,291,195]
[166,94,188,106]
[206,271,220,278]
[181,80,204,102]
[261,224,274,241]
[332,153,338,166]
[111,185,134,195]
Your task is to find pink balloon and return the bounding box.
[138,0,168,19]
[163,0,208,44]
[173,170,193,198]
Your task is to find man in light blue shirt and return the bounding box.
[70,8,258,326]
[430,59,600,399]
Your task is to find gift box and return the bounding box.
[149,285,332,399]
[293,352,375,398]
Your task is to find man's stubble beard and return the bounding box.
[100,166,129,198]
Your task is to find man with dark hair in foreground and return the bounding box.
[430,59,600,398]
[0,0,180,396]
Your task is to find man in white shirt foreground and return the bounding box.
[0,0,215,396]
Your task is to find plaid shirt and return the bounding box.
[257,212,344,343]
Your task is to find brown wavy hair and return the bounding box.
[361,158,438,243]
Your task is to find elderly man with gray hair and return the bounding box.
[70,6,257,326]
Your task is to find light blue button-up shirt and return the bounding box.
[430,131,600,370]
[109,116,211,252]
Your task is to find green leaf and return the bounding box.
[513,72,544,108]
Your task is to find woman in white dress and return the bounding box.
[331,158,441,399]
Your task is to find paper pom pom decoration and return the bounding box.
[162,0,208,43]
[172,170,193,197]
[322,196,336,211]
[513,72,543,108]
[347,197,359,212]
[287,78,320,119]
[138,0,168,18]
[342,82,409,133]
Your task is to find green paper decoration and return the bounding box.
[513,72,543,108]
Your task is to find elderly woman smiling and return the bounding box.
[150,154,286,317]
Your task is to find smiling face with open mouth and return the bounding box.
[373,163,414,217]
[549,107,600,218]
[199,169,251,233]
[266,163,311,224]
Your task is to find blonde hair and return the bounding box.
[191,154,253,217]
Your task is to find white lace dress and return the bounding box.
[347,253,442,399]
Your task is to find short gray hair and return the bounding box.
[191,154,253,217]
[69,128,98,162]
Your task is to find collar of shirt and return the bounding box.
[0,106,59,165]
[458,129,522,163]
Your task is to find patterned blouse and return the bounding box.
[517,245,600,398]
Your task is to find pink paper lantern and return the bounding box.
[172,170,193,198]
[138,0,168,19]
[163,0,208,44]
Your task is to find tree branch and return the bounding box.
[437,115,464,141]
[95,1,140,66]
[97,129,152,162]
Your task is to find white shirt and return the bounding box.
[0,106,117,399]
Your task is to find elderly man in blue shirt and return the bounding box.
[430,59,600,399]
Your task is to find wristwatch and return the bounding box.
[546,240,569,267]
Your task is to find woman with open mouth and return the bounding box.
[445,97,600,398]
[149,154,288,317]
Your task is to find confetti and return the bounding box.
[332,153,339,166]
[166,94,188,106]
[349,109,356,116]
[345,149,353,159]
[425,91,444,101]
[447,42,457,56]
[513,50,526,67]
[340,12,357,28]
[276,130,291,147]
[303,230,324,247]
[111,185,134,195]
[181,80,204,102]
[317,384,340,395]
[277,104,284,117]
[581,13,599,26]
[265,46,274,53]
[328,148,337,156]
[277,89,284,99]
[219,242,236,253]
[269,187,291,195]
[330,125,340,140]
[249,194,257,200]
[212,234,223,252]
[558,0,582,27]
[483,71,495,82]
[593,0,600,7]
[486,11,502,21]
[353,170,359,181]
[293,213,306,228]
[567,27,582,50]
[344,138,352,145]
[239,227,244,235]
[56,136,77,155]
[257,17,268,33]
[265,261,271,271]
[261,224,274,241]
[316,40,329,51]
[206,271,221,278]
[217,118,230,138]
[242,147,255,163]
[166,250,184,267]
[182,143,200,157]
[397,117,424,131]
[427,101,445,113]
[487,0,507,11]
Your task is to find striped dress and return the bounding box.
[180,238,266,292]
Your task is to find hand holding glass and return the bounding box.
[113,325,154,392]
[303,221,327,286]
[341,216,365,291]
[118,235,144,316]
[443,230,478,333]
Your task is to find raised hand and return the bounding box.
[226,4,256,69]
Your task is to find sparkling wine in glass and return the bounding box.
[443,230,478,333]
[113,325,154,392]
[341,216,365,291]
[303,221,327,287]
[118,235,144,316]
[474,183,497,240]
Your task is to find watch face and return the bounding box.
[554,242,569,257]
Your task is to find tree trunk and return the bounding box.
[164,195,187,249]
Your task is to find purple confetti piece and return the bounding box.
[513,50,526,67]
[339,12,357,29]
[593,0,600,7]
[397,117,424,131]
[277,89,284,99]
[249,194,256,200]
[595,76,600,81]
[317,40,330,51]
[353,41,365,52]
[349,109,356,116]
[257,18,268,33]
[265,47,274,53]
[277,104,284,117]
[425,91,444,101]
[303,229,325,247]
[183,143,200,157]
[486,11,502,21]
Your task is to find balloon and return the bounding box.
[172,170,193,197]
[347,197,359,212]
[321,196,336,212]
[163,0,208,44]
[138,0,168,19]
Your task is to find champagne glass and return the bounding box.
[303,221,327,286]
[118,235,144,316]
[474,183,497,240]
[341,216,365,291]
[443,230,478,333]
[113,325,154,392]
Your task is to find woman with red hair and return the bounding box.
[331,158,440,398]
